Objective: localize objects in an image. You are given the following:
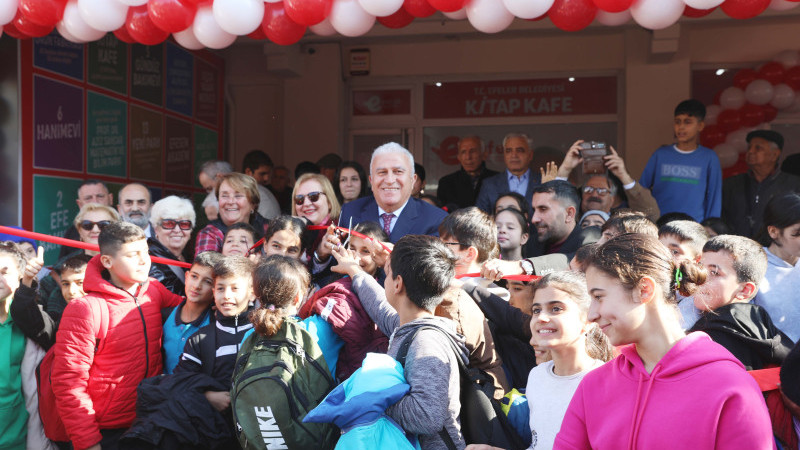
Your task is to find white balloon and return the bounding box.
[265,0,282,2]
[357,0,402,17]
[768,0,799,11]
[630,0,683,30]
[773,50,800,69]
[770,83,796,110]
[683,0,724,9]
[705,104,721,126]
[194,5,237,49]
[213,0,264,35]
[61,0,106,41]
[330,0,375,37]
[309,16,337,35]
[117,0,147,5]
[787,95,800,113]
[725,128,750,154]
[719,87,746,110]
[501,0,553,20]
[714,143,739,168]
[442,8,467,19]
[745,79,775,106]
[0,0,19,26]
[174,28,205,50]
[78,0,128,32]
[467,0,514,34]
[56,21,88,43]
[596,9,631,26]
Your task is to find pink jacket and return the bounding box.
[554,332,775,450]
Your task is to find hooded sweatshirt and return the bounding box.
[352,272,469,450]
[754,247,800,342]
[689,302,795,370]
[554,332,775,450]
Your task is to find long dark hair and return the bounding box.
[757,193,800,246]
[334,161,368,203]
[250,255,310,337]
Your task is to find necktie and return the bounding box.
[381,213,395,235]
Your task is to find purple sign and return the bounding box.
[33,76,84,172]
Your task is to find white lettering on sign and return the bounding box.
[254,406,287,449]
[36,122,82,140]
[465,97,573,116]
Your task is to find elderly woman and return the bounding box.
[195,172,269,256]
[73,203,121,257]
[148,196,196,296]
[292,173,340,264]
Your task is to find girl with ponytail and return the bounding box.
[554,233,774,450]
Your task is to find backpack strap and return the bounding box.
[86,297,110,353]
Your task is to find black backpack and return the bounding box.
[396,325,527,450]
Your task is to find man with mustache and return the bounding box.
[117,183,153,237]
[437,136,498,210]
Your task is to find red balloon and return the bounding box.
[126,5,169,46]
[148,0,197,33]
[377,8,414,28]
[591,0,633,13]
[285,0,332,27]
[722,153,748,179]
[720,0,769,19]
[403,0,436,18]
[700,125,726,148]
[682,5,716,18]
[262,2,306,46]
[732,68,758,89]
[19,0,68,27]
[758,61,785,85]
[525,13,548,21]
[13,11,54,37]
[3,20,31,39]
[548,0,597,32]
[717,109,742,133]
[247,26,266,40]
[762,104,778,122]
[784,66,800,91]
[712,90,722,106]
[427,0,465,12]
[740,104,765,127]
[113,26,136,44]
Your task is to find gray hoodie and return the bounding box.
[351,272,468,450]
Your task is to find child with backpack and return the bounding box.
[51,222,182,450]
[332,235,469,450]
[554,233,774,449]
[162,251,222,374]
[689,235,794,370]
[232,255,341,449]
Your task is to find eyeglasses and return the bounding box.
[295,191,325,205]
[79,220,112,231]
[161,219,193,230]
[583,186,610,196]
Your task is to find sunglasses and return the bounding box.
[583,186,610,196]
[161,219,193,230]
[79,220,112,231]
[295,191,325,206]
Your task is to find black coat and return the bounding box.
[689,302,795,370]
[525,223,600,260]
[722,170,800,238]
[9,284,58,351]
[147,237,186,297]
[437,164,498,210]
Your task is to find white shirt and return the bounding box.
[378,200,409,234]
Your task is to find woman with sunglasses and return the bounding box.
[148,196,196,296]
[195,172,270,256]
[291,173,341,266]
[72,203,121,257]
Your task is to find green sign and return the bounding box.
[33,175,85,265]
[193,125,217,188]
[87,91,127,177]
[88,34,128,94]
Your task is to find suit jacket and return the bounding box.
[339,195,449,243]
[437,164,498,210]
[475,169,541,217]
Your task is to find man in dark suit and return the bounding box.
[437,136,498,210]
[475,133,540,217]
[340,142,448,243]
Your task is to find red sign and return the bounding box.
[423,77,617,119]
[353,89,411,116]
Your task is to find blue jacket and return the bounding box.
[162,302,212,374]
[304,353,418,450]
[475,170,541,217]
[339,196,448,243]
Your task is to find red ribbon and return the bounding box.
[0,225,192,269]
[456,272,542,281]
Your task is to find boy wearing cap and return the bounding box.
[722,130,800,238]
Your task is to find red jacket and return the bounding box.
[51,256,182,450]
[298,277,388,380]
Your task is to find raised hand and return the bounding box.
[603,146,634,185]
[556,140,585,178]
[540,161,559,183]
[22,246,45,288]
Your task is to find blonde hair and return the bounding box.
[74,203,120,230]
[215,172,260,209]
[291,173,340,221]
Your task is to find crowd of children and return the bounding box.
[1,96,799,450]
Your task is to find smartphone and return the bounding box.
[579,142,608,175]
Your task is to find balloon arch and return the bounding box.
[701,50,800,177]
[0,0,798,49]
